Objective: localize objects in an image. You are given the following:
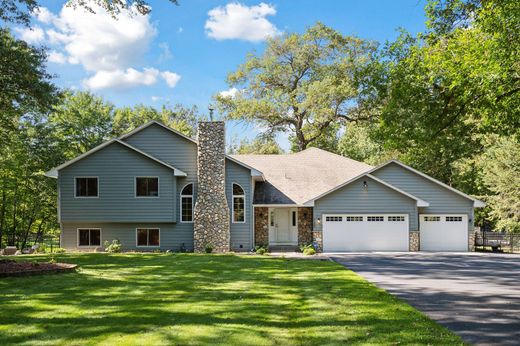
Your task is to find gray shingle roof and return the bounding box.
[231,147,373,205]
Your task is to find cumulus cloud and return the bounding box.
[48,50,67,64]
[161,71,181,88]
[33,2,180,90]
[205,2,280,42]
[219,87,239,98]
[15,26,45,43]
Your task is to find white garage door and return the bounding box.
[419,214,468,251]
[322,214,409,252]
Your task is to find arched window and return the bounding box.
[232,183,245,223]
[180,183,193,222]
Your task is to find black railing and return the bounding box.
[475,231,520,253]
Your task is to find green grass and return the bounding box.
[0,253,462,345]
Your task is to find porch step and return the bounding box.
[269,245,299,253]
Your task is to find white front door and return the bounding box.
[269,208,298,245]
[420,214,468,251]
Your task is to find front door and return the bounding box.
[269,208,298,245]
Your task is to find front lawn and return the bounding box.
[0,254,461,345]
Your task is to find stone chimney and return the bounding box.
[193,121,230,252]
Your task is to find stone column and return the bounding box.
[254,207,269,246]
[193,121,230,253]
[409,231,420,251]
[468,229,476,252]
[297,207,313,245]
[312,231,323,252]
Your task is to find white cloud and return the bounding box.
[161,71,181,88]
[48,50,67,64]
[177,27,184,33]
[15,26,45,43]
[205,2,280,42]
[219,87,239,98]
[83,68,160,89]
[158,42,172,62]
[33,2,181,90]
[151,96,162,102]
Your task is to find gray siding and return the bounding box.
[226,159,253,251]
[59,142,176,223]
[61,222,192,251]
[371,162,474,230]
[314,175,418,231]
[123,123,198,248]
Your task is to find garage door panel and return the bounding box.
[420,214,468,251]
[323,214,409,252]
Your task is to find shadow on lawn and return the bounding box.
[0,254,459,345]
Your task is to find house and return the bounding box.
[46,120,485,253]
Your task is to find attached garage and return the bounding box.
[322,214,409,252]
[419,214,468,251]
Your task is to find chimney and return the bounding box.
[193,121,230,252]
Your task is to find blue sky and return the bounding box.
[17,0,428,150]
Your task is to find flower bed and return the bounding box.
[0,259,77,278]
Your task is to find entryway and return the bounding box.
[268,208,298,245]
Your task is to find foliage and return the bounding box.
[299,243,316,255]
[228,135,283,155]
[254,244,268,255]
[104,239,122,253]
[216,22,378,151]
[337,123,391,165]
[478,137,520,233]
[0,253,462,344]
[53,248,66,254]
[204,244,213,253]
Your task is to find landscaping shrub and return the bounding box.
[53,248,66,254]
[204,244,214,253]
[104,240,122,253]
[254,245,268,255]
[300,244,316,256]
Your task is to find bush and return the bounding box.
[299,243,314,252]
[204,244,214,253]
[254,245,268,255]
[53,248,66,254]
[303,247,316,256]
[104,240,122,253]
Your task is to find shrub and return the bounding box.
[104,240,122,253]
[299,243,314,252]
[303,247,316,256]
[53,248,66,254]
[254,245,268,255]
[204,244,214,253]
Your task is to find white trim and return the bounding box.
[45,138,187,178]
[369,160,485,207]
[77,228,102,247]
[304,173,429,207]
[253,204,304,207]
[74,176,99,198]
[135,176,160,198]
[226,156,264,179]
[180,183,194,223]
[135,227,161,247]
[232,182,246,224]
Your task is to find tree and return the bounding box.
[216,22,378,152]
[228,135,283,155]
[337,123,391,165]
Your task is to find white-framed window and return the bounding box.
[77,228,101,247]
[367,216,384,222]
[346,216,363,222]
[325,216,343,222]
[136,228,160,247]
[180,183,193,223]
[388,216,405,222]
[232,183,245,223]
[424,216,440,222]
[135,177,159,197]
[75,177,98,198]
[446,216,463,222]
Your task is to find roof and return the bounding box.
[231,147,373,205]
[304,172,429,207]
[368,160,486,208]
[45,139,187,178]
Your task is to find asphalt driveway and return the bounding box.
[330,252,520,346]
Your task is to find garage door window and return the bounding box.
[325,216,342,222]
[367,216,384,222]
[388,216,405,222]
[424,216,440,221]
[346,216,363,222]
[446,216,463,222]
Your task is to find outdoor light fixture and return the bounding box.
[316,217,321,225]
[363,180,368,189]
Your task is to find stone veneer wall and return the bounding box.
[312,231,323,252]
[409,231,420,251]
[298,207,313,245]
[468,229,476,252]
[193,121,230,253]
[254,207,269,246]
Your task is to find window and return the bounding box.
[292,211,297,226]
[446,216,463,222]
[424,216,440,222]
[78,228,101,247]
[75,177,98,197]
[367,216,384,222]
[232,183,245,223]
[136,228,160,247]
[388,216,405,222]
[181,184,193,222]
[135,177,159,197]
[326,216,343,222]
[346,216,363,222]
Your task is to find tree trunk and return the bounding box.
[0,179,6,248]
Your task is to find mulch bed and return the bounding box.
[0,259,77,278]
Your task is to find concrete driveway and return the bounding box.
[330,252,520,346]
